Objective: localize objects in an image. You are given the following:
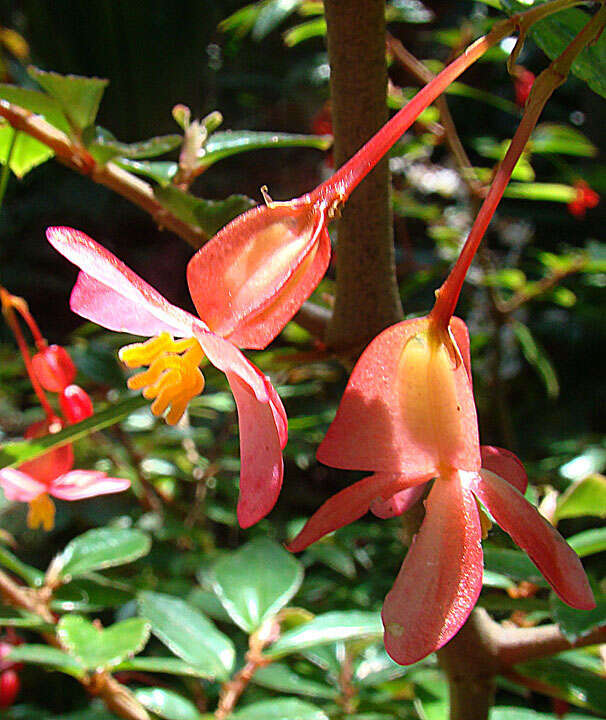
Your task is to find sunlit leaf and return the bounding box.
[253,662,338,699]
[0,125,54,177]
[232,699,328,720]
[134,688,200,720]
[555,474,606,520]
[8,644,85,678]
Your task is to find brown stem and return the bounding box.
[497,623,606,666]
[0,569,150,720]
[323,0,403,353]
[0,102,206,249]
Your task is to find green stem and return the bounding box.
[0,129,18,211]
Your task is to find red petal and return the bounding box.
[60,385,94,424]
[317,317,480,475]
[370,480,427,519]
[382,475,483,665]
[187,200,330,349]
[0,468,46,502]
[468,470,595,610]
[480,445,527,493]
[19,420,74,484]
[449,317,471,380]
[47,227,199,337]
[288,473,420,553]
[31,345,76,392]
[226,371,284,528]
[50,470,130,500]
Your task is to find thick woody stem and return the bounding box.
[323,0,403,352]
[0,103,206,249]
[0,569,150,720]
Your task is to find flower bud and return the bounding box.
[0,670,20,708]
[60,385,94,424]
[31,344,76,392]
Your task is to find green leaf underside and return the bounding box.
[57,615,150,671]
[84,126,182,164]
[550,594,606,642]
[266,611,383,658]
[137,591,235,679]
[0,84,71,133]
[0,125,55,176]
[212,537,304,632]
[116,158,178,184]
[55,527,151,581]
[0,395,149,469]
[28,66,108,131]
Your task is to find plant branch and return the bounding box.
[0,102,206,249]
[0,568,150,720]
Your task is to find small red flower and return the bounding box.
[567,180,599,218]
[513,67,535,107]
[31,343,77,392]
[59,384,94,423]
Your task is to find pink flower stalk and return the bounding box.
[187,28,508,350]
[0,418,130,531]
[46,227,288,528]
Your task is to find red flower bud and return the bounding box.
[19,419,74,484]
[31,344,76,392]
[0,669,20,708]
[513,67,535,107]
[59,385,94,423]
[567,180,599,218]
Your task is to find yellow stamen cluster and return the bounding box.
[28,493,56,531]
[119,333,205,425]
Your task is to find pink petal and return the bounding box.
[187,200,330,350]
[370,480,427,519]
[382,475,483,665]
[226,371,284,528]
[480,445,527,494]
[317,317,480,475]
[0,468,46,502]
[47,227,199,337]
[449,316,472,380]
[288,473,424,553]
[467,470,595,610]
[49,470,131,501]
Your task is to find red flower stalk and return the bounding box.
[46,227,288,528]
[288,52,597,664]
[567,179,599,218]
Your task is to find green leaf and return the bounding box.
[199,131,332,170]
[512,320,559,399]
[284,18,327,46]
[116,158,178,185]
[8,644,85,678]
[134,688,200,720]
[53,527,151,582]
[413,668,449,720]
[555,474,606,520]
[515,658,606,712]
[0,125,54,177]
[57,615,150,672]
[84,126,182,164]
[0,395,149,469]
[491,708,597,720]
[500,4,606,98]
[551,593,606,642]
[231,699,328,720]
[504,182,577,203]
[116,656,215,677]
[212,537,304,632]
[266,611,383,658]
[154,184,256,236]
[483,548,549,587]
[0,84,70,133]
[386,1,434,24]
[305,543,356,578]
[0,545,44,586]
[253,663,338,699]
[251,0,301,41]
[28,66,108,132]
[568,527,606,557]
[531,124,597,157]
[52,576,133,612]
[137,591,235,680]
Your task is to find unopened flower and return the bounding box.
[567,180,599,218]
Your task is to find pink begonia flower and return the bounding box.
[46,227,288,528]
[0,418,130,531]
[289,314,595,665]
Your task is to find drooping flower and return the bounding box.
[0,417,130,531]
[289,312,595,664]
[46,227,288,528]
[567,180,599,218]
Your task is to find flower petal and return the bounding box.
[370,480,427,519]
[47,227,199,337]
[0,468,46,502]
[187,200,330,349]
[288,473,422,553]
[49,470,131,501]
[480,445,527,494]
[317,317,480,475]
[468,470,595,610]
[226,371,284,528]
[450,316,471,379]
[382,475,483,665]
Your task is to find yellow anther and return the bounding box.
[27,493,56,531]
[119,333,206,424]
